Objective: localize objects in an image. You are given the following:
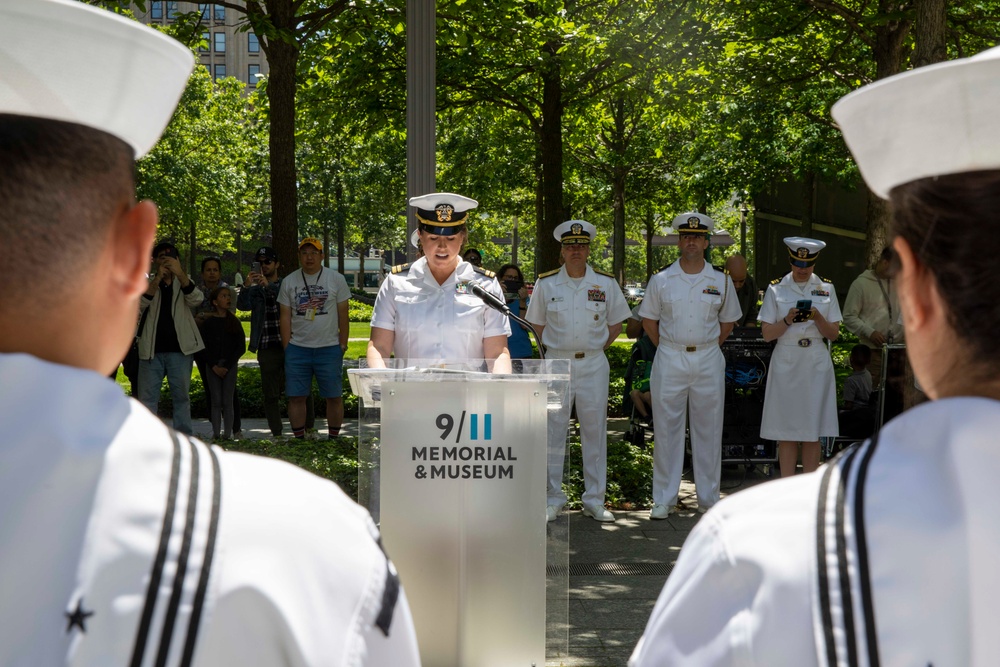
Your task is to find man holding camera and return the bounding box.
[639,213,742,518]
[137,241,205,434]
[238,246,315,437]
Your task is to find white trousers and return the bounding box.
[649,345,726,508]
[546,351,610,508]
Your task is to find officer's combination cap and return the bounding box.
[670,212,715,235]
[833,45,1000,199]
[554,220,596,245]
[410,193,478,236]
[0,0,194,159]
[784,237,826,268]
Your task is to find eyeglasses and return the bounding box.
[259,259,275,265]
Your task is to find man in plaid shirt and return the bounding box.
[237,246,313,436]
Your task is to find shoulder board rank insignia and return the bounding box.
[713,264,724,272]
[537,268,560,279]
[391,263,411,275]
[820,276,833,284]
[657,262,673,273]
[472,266,496,279]
[771,277,782,285]
[594,269,615,279]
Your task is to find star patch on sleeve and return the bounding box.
[65,598,95,634]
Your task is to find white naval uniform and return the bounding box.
[525,265,631,508]
[0,353,421,667]
[370,257,510,362]
[638,262,742,509]
[759,272,841,441]
[630,396,1000,667]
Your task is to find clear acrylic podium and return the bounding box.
[348,359,571,667]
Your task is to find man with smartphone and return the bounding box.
[237,246,314,437]
[136,241,206,434]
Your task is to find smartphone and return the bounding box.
[793,299,813,322]
[251,261,262,275]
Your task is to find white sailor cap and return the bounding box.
[0,0,194,159]
[784,237,826,267]
[832,46,1000,199]
[670,212,715,235]
[410,192,478,236]
[554,219,596,245]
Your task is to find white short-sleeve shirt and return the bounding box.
[638,262,742,345]
[758,272,842,333]
[370,257,510,361]
[525,264,631,351]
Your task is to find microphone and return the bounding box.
[470,283,511,316]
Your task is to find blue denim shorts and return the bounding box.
[284,343,343,398]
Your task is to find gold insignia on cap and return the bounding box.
[571,223,583,235]
[797,247,809,259]
[435,204,454,222]
[687,216,700,228]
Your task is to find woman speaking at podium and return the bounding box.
[367,193,511,371]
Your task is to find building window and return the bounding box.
[166,1,179,19]
[214,4,225,22]
[214,32,226,53]
[214,64,226,80]
[150,1,163,20]
[248,32,260,53]
[248,64,261,85]
[198,31,210,53]
[199,3,210,20]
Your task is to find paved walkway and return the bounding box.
[188,415,773,666]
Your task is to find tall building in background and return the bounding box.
[134,2,269,88]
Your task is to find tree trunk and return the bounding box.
[644,211,656,282]
[265,21,300,276]
[188,219,197,278]
[537,41,564,273]
[864,7,912,266]
[612,168,626,286]
[912,0,947,68]
[335,177,346,275]
[801,171,815,237]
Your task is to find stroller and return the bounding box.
[622,334,657,448]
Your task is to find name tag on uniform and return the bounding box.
[811,289,830,297]
[456,281,472,294]
[703,286,721,295]
[588,289,606,302]
[550,296,564,302]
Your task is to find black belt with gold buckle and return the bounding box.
[575,352,586,359]
[685,345,697,352]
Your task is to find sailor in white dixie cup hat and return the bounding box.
[633,47,1000,667]
[757,236,841,478]
[525,220,631,522]
[368,192,511,368]
[638,212,742,518]
[0,2,420,665]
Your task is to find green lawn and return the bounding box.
[237,320,371,362]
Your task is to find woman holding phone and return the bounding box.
[758,237,841,477]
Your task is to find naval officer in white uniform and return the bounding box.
[639,213,742,517]
[631,43,1000,667]
[759,238,841,477]
[526,220,631,522]
[367,193,511,370]
[0,2,421,665]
